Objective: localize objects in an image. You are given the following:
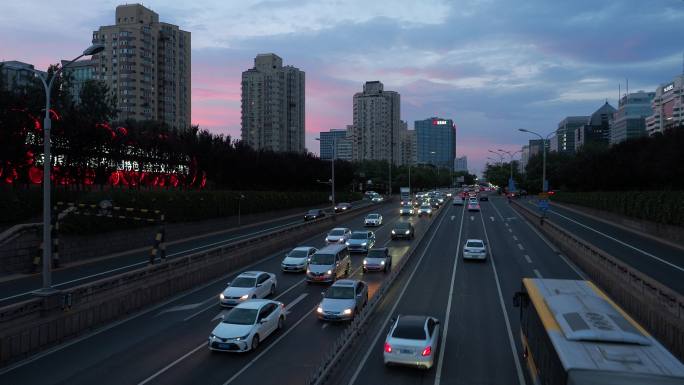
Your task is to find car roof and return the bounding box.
[352,230,370,235]
[317,243,348,253]
[394,222,411,227]
[234,299,274,309]
[397,315,428,327]
[332,279,358,286]
[292,246,314,251]
[239,271,266,277]
[466,239,484,243]
[331,227,350,231]
[369,247,388,252]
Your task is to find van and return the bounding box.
[306,244,351,284]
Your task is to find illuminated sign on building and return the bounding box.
[663,83,675,93]
[432,120,448,125]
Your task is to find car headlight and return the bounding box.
[345,242,350,245]
[405,230,410,234]
[343,309,353,315]
[317,306,324,314]
[325,238,330,242]
[363,259,368,265]
[234,333,249,341]
[307,268,311,274]
[326,270,332,275]
[339,239,345,243]
[240,294,249,300]
[380,260,385,265]
[220,293,225,300]
[391,230,396,234]
[210,333,216,339]
[361,242,367,246]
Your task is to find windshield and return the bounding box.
[393,321,426,340]
[223,308,258,325]
[421,206,430,210]
[307,210,319,215]
[329,229,345,236]
[310,253,334,265]
[325,286,354,299]
[367,214,379,219]
[231,277,256,288]
[402,205,412,209]
[287,249,309,259]
[366,250,387,259]
[466,241,484,248]
[395,223,410,229]
[350,232,368,239]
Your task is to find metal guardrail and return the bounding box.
[307,199,451,385]
[512,199,684,361]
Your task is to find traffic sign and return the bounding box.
[538,199,549,212]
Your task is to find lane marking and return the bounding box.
[533,269,543,279]
[470,216,474,221]
[479,214,526,385]
[321,323,329,330]
[548,209,684,273]
[137,343,205,385]
[434,206,466,385]
[285,293,308,315]
[524,255,532,264]
[348,206,454,385]
[156,303,204,316]
[508,228,513,233]
[512,235,518,241]
[489,216,495,222]
[505,223,510,227]
[517,243,524,251]
[451,215,455,221]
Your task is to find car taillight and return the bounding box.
[422,346,432,356]
[384,342,392,353]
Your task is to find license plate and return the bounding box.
[315,276,325,280]
[400,349,413,354]
[218,343,230,349]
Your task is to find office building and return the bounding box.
[454,156,468,172]
[519,145,529,174]
[575,102,616,151]
[319,129,348,160]
[398,122,417,166]
[555,116,588,154]
[0,60,43,91]
[92,4,191,129]
[646,75,684,135]
[350,81,401,163]
[415,117,456,169]
[241,53,305,152]
[61,59,96,104]
[610,91,655,145]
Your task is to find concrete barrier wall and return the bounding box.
[0,202,383,368]
[512,200,684,362]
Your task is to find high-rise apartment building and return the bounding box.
[555,116,588,154]
[241,53,305,153]
[350,81,401,163]
[319,129,348,160]
[610,91,655,145]
[415,117,456,170]
[92,4,191,129]
[61,59,96,104]
[398,122,417,166]
[646,75,684,136]
[0,61,43,91]
[454,156,468,172]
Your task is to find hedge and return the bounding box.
[553,191,684,227]
[0,188,362,234]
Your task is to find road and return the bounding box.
[523,199,684,293]
[0,202,371,306]
[0,199,435,384]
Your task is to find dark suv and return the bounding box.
[391,222,415,240]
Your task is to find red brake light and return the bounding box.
[422,346,432,356]
[384,343,392,353]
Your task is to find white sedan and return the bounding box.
[209,299,285,352]
[281,246,317,272]
[364,213,383,226]
[384,315,440,369]
[219,271,277,307]
[463,239,487,261]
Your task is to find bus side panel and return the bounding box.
[522,295,568,385]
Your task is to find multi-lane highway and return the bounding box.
[0,199,434,384]
[0,202,370,306]
[524,200,684,293]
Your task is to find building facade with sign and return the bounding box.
[609,91,655,145]
[646,75,684,136]
[415,117,456,170]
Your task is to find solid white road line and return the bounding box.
[524,255,532,264]
[434,205,466,385]
[549,209,684,273]
[517,244,524,251]
[156,303,204,316]
[347,206,454,385]
[137,343,206,385]
[533,269,543,279]
[479,214,526,385]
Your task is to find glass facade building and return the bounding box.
[415,117,456,170]
[319,129,348,160]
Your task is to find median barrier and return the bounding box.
[511,199,684,362]
[0,200,384,368]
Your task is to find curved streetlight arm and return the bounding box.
[518,129,554,192]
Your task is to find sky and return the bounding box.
[2,0,683,174]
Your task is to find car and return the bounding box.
[325,227,352,244]
[384,315,440,369]
[306,244,351,283]
[209,299,285,353]
[334,202,352,212]
[364,213,383,226]
[391,222,415,240]
[452,196,464,206]
[365,191,377,198]
[219,271,277,307]
[371,194,384,203]
[463,239,487,261]
[281,246,317,272]
[467,201,480,211]
[316,279,368,321]
[346,230,375,253]
[304,209,325,221]
[479,195,488,201]
[417,205,433,217]
[430,199,441,209]
[399,205,415,216]
[363,247,392,273]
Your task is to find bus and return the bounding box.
[513,278,684,385]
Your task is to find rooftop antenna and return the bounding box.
[618,83,621,106]
[626,78,629,96]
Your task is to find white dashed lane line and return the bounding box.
[517,244,525,251]
[533,269,543,278]
[512,235,518,241]
[524,255,532,264]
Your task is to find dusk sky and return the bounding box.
[2,0,683,174]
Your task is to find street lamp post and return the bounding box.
[518,129,554,192]
[31,43,104,294]
[488,149,505,165]
[498,149,523,191]
[315,137,336,212]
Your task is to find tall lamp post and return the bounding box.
[32,43,104,294]
[488,149,505,165]
[498,149,523,191]
[518,129,554,192]
[315,137,336,213]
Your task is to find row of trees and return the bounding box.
[484,125,684,193]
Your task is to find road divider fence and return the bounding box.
[511,199,684,362]
[0,200,383,369]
